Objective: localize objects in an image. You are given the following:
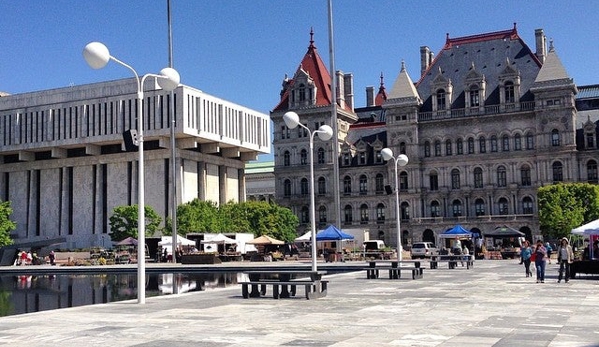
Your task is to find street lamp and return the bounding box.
[83,41,180,304]
[283,111,333,272]
[381,148,408,261]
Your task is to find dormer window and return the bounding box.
[504,81,515,103]
[298,83,306,101]
[436,89,447,110]
[469,85,480,107]
[290,68,317,108]
[358,150,367,165]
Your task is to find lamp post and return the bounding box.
[283,111,333,272]
[83,42,180,304]
[381,148,408,261]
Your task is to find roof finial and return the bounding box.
[548,38,555,52]
[446,32,450,44]
[379,72,385,87]
[513,22,517,31]
[401,60,406,72]
[309,27,314,47]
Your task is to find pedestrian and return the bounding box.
[557,237,574,283]
[545,242,553,264]
[534,240,547,283]
[461,245,469,266]
[49,250,56,266]
[520,240,533,277]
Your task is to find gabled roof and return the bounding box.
[415,24,543,111]
[273,30,333,112]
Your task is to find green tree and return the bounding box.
[219,201,251,233]
[0,200,16,248]
[108,205,162,241]
[538,183,599,239]
[176,199,219,235]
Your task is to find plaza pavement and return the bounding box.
[0,259,598,347]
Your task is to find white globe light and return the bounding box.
[397,154,409,166]
[83,42,110,70]
[283,111,300,129]
[317,125,333,141]
[381,148,394,161]
[157,67,180,91]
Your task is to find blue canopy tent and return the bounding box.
[316,225,355,241]
[439,225,472,239]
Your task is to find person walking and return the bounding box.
[520,240,533,277]
[545,242,553,264]
[557,237,574,283]
[534,240,547,283]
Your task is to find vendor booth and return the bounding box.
[483,226,525,259]
[570,219,599,278]
[439,225,473,255]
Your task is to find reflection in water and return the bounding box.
[0,272,241,317]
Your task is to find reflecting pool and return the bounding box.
[0,272,242,317]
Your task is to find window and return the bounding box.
[497,166,507,187]
[451,169,460,189]
[445,139,452,155]
[505,81,515,103]
[526,133,534,150]
[374,149,383,163]
[490,136,498,152]
[552,161,563,182]
[588,160,598,183]
[360,204,369,224]
[399,172,408,191]
[456,138,463,155]
[344,205,353,224]
[300,178,309,195]
[436,89,446,110]
[298,124,308,138]
[430,201,440,217]
[502,135,509,151]
[376,203,385,223]
[522,197,533,214]
[452,200,462,217]
[474,168,483,188]
[300,149,307,165]
[283,179,291,197]
[317,177,326,195]
[298,83,306,101]
[359,175,368,195]
[401,202,410,220]
[467,137,475,154]
[552,129,560,146]
[399,142,407,155]
[586,132,595,149]
[469,85,480,107]
[424,141,431,157]
[301,206,309,224]
[429,171,438,191]
[498,198,509,215]
[475,198,485,216]
[343,176,352,195]
[342,152,351,166]
[479,137,486,153]
[317,147,325,164]
[359,151,367,165]
[318,206,327,224]
[283,151,291,166]
[514,134,522,151]
[434,140,441,156]
[281,126,290,139]
[375,174,384,194]
[521,165,531,186]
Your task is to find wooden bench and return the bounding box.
[364,260,423,280]
[239,280,329,299]
[430,255,474,269]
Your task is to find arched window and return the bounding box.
[526,132,534,150]
[301,206,310,223]
[424,141,431,157]
[283,179,292,197]
[498,198,509,215]
[399,172,408,191]
[504,81,515,103]
[490,136,498,152]
[552,129,560,146]
[283,151,291,166]
[318,206,327,224]
[475,198,485,216]
[502,135,510,151]
[436,88,446,110]
[375,174,384,194]
[552,161,563,182]
[376,203,385,223]
[317,147,325,164]
[456,138,463,155]
[474,167,483,188]
[317,177,326,195]
[300,178,309,195]
[445,139,452,155]
[344,205,353,224]
[401,202,410,220]
[434,140,441,156]
[467,137,475,154]
[360,204,369,224]
[521,165,531,186]
[497,166,507,187]
[451,169,460,189]
[430,201,440,217]
[514,133,522,150]
[479,136,486,153]
[522,197,533,214]
[429,171,439,191]
[452,199,462,217]
[587,160,598,183]
[359,175,368,195]
[300,149,307,165]
[343,176,352,195]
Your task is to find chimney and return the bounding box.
[420,46,431,77]
[344,72,354,111]
[366,86,375,107]
[535,29,546,64]
[336,70,345,109]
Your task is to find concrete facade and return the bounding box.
[0,78,270,249]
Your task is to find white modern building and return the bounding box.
[0,78,270,249]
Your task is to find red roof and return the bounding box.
[374,72,387,106]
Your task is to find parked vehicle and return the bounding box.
[410,242,438,259]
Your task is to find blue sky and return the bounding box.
[2,1,598,161]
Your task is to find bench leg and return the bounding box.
[260,284,267,296]
[305,284,313,299]
[273,284,280,299]
[249,284,261,298]
[242,284,249,298]
[280,284,291,298]
[290,284,297,296]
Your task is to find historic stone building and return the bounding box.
[0,78,270,249]
[271,25,598,248]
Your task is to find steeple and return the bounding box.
[374,72,388,106]
[388,60,420,101]
[534,40,571,83]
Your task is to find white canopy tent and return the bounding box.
[158,235,196,255]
